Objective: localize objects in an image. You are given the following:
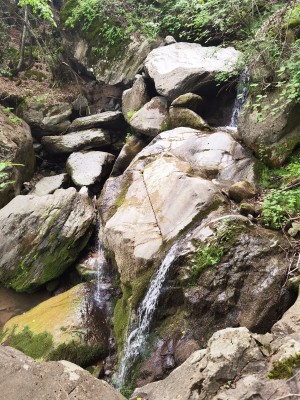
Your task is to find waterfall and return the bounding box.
[115,242,179,388]
[94,209,108,306]
[230,67,249,127]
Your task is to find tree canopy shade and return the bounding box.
[18,0,56,25]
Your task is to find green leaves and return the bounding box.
[18,0,56,26]
[0,162,23,190]
[262,188,300,229]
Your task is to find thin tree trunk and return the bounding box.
[16,3,28,72]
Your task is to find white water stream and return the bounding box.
[230,67,249,127]
[93,207,108,306]
[116,242,179,387]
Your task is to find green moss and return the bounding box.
[49,340,105,367]
[114,284,132,351]
[127,110,137,121]
[23,70,47,82]
[159,309,188,338]
[160,118,171,132]
[268,353,300,379]
[131,268,154,309]
[4,326,54,359]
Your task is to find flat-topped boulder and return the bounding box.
[69,111,126,132]
[41,129,111,154]
[67,151,115,187]
[144,43,242,101]
[30,173,69,196]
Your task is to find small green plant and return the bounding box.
[0,162,23,189]
[268,353,300,379]
[262,187,300,229]
[3,107,22,126]
[188,220,241,286]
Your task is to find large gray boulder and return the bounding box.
[133,308,300,400]
[180,214,292,338]
[0,346,125,400]
[0,188,94,292]
[129,96,170,137]
[41,129,111,154]
[63,33,162,84]
[0,108,35,209]
[144,43,242,101]
[132,327,265,400]
[100,127,257,284]
[18,101,72,138]
[238,89,300,166]
[66,151,115,187]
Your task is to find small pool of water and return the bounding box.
[0,284,50,328]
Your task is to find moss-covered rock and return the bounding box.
[0,188,94,292]
[1,283,109,366]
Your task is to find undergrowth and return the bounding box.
[260,151,300,229]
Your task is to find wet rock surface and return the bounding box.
[0,346,125,400]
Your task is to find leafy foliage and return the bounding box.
[18,0,56,25]
[0,162,23,190]
[260,152,300,229]
[262,188,300,229]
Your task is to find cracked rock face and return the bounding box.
[0,346,125,400]
[99,127,256,283]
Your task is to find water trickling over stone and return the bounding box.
[94,215,108,305]
[116,242,179,388]
[230,67,249,127]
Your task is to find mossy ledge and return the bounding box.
[1,325,106,367]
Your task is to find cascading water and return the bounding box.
[94,215,108,305]
[230,67,249,127]
[115,242,179,388]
